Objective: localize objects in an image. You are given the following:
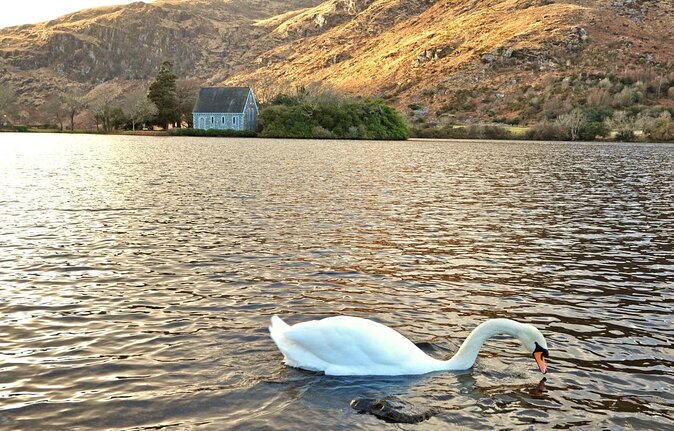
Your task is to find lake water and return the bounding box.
[0,134,672,430]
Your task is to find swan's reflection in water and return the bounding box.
[532,377,548,397]
[266,365,551,425]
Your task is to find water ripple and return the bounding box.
[0,135,672,430]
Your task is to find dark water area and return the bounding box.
[0,134,672,430]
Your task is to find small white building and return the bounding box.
[192,87,258,131]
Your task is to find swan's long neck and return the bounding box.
[443,319,525,370]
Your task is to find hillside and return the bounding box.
[1,0,672,127]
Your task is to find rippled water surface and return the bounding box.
[1,134,673,430]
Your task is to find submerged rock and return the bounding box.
[350,396,436,424]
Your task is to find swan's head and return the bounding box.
[517,324,549,374]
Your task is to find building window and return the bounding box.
[211,116,214,124]
[222,116,225,124]
[233,116,237,125]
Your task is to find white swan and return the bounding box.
[269,315,549,376]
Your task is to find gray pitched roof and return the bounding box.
[193,87,251,113]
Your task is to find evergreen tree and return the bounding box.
[148,61,178,129]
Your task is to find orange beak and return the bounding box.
[534,351,547,374]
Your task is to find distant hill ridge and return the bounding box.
[1,0,672,125]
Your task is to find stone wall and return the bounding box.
[193,113,245,130]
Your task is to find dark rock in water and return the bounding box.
[350,396,436,424]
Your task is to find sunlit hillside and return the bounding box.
[1,0,672,125]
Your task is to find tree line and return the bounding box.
[0,61,199,132]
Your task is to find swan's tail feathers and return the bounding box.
[269,315,290,348]
[270,315,289,335]
[270,315,293,364]
[268,315,324,372]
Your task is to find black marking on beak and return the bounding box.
[533,342,549,358]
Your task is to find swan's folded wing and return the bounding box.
[282,316,426,367]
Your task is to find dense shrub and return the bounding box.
[615,129,636,142]
[412,124,512,140]
[170,128,257,137]
[613,87,644,107]
[310,125,337,139]
[258,105,313,138]
[468,124,513,140]
[524,121,567,141]
[578,121,609,140]
[582,106,614,122]
[605,111,637,142]
[259,95,410,140]
[495,116,521,125]
[526,108,610,141]
[645,112,674,142]
[620,76,635,86]
[266,93,303,107]
[412,124,468,139]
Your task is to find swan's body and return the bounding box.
[269,315,548,376]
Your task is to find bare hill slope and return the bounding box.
[1,0,672,125]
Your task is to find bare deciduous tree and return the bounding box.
[251,76,292,106]
[605,111,635,134]
[63,88,86,131]
[0,82,17,125]
[88,84,123,132]
[176,78,201,128]
[555,109,586,141]
[123,89,158,131]
[44,94,68,131]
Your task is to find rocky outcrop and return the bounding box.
[336,0,376,14]
[0,0,321,83]
[412,45,455,67]
[612,0,642,21]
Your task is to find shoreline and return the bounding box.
[1,129,670,144]
[0,128,171,136]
